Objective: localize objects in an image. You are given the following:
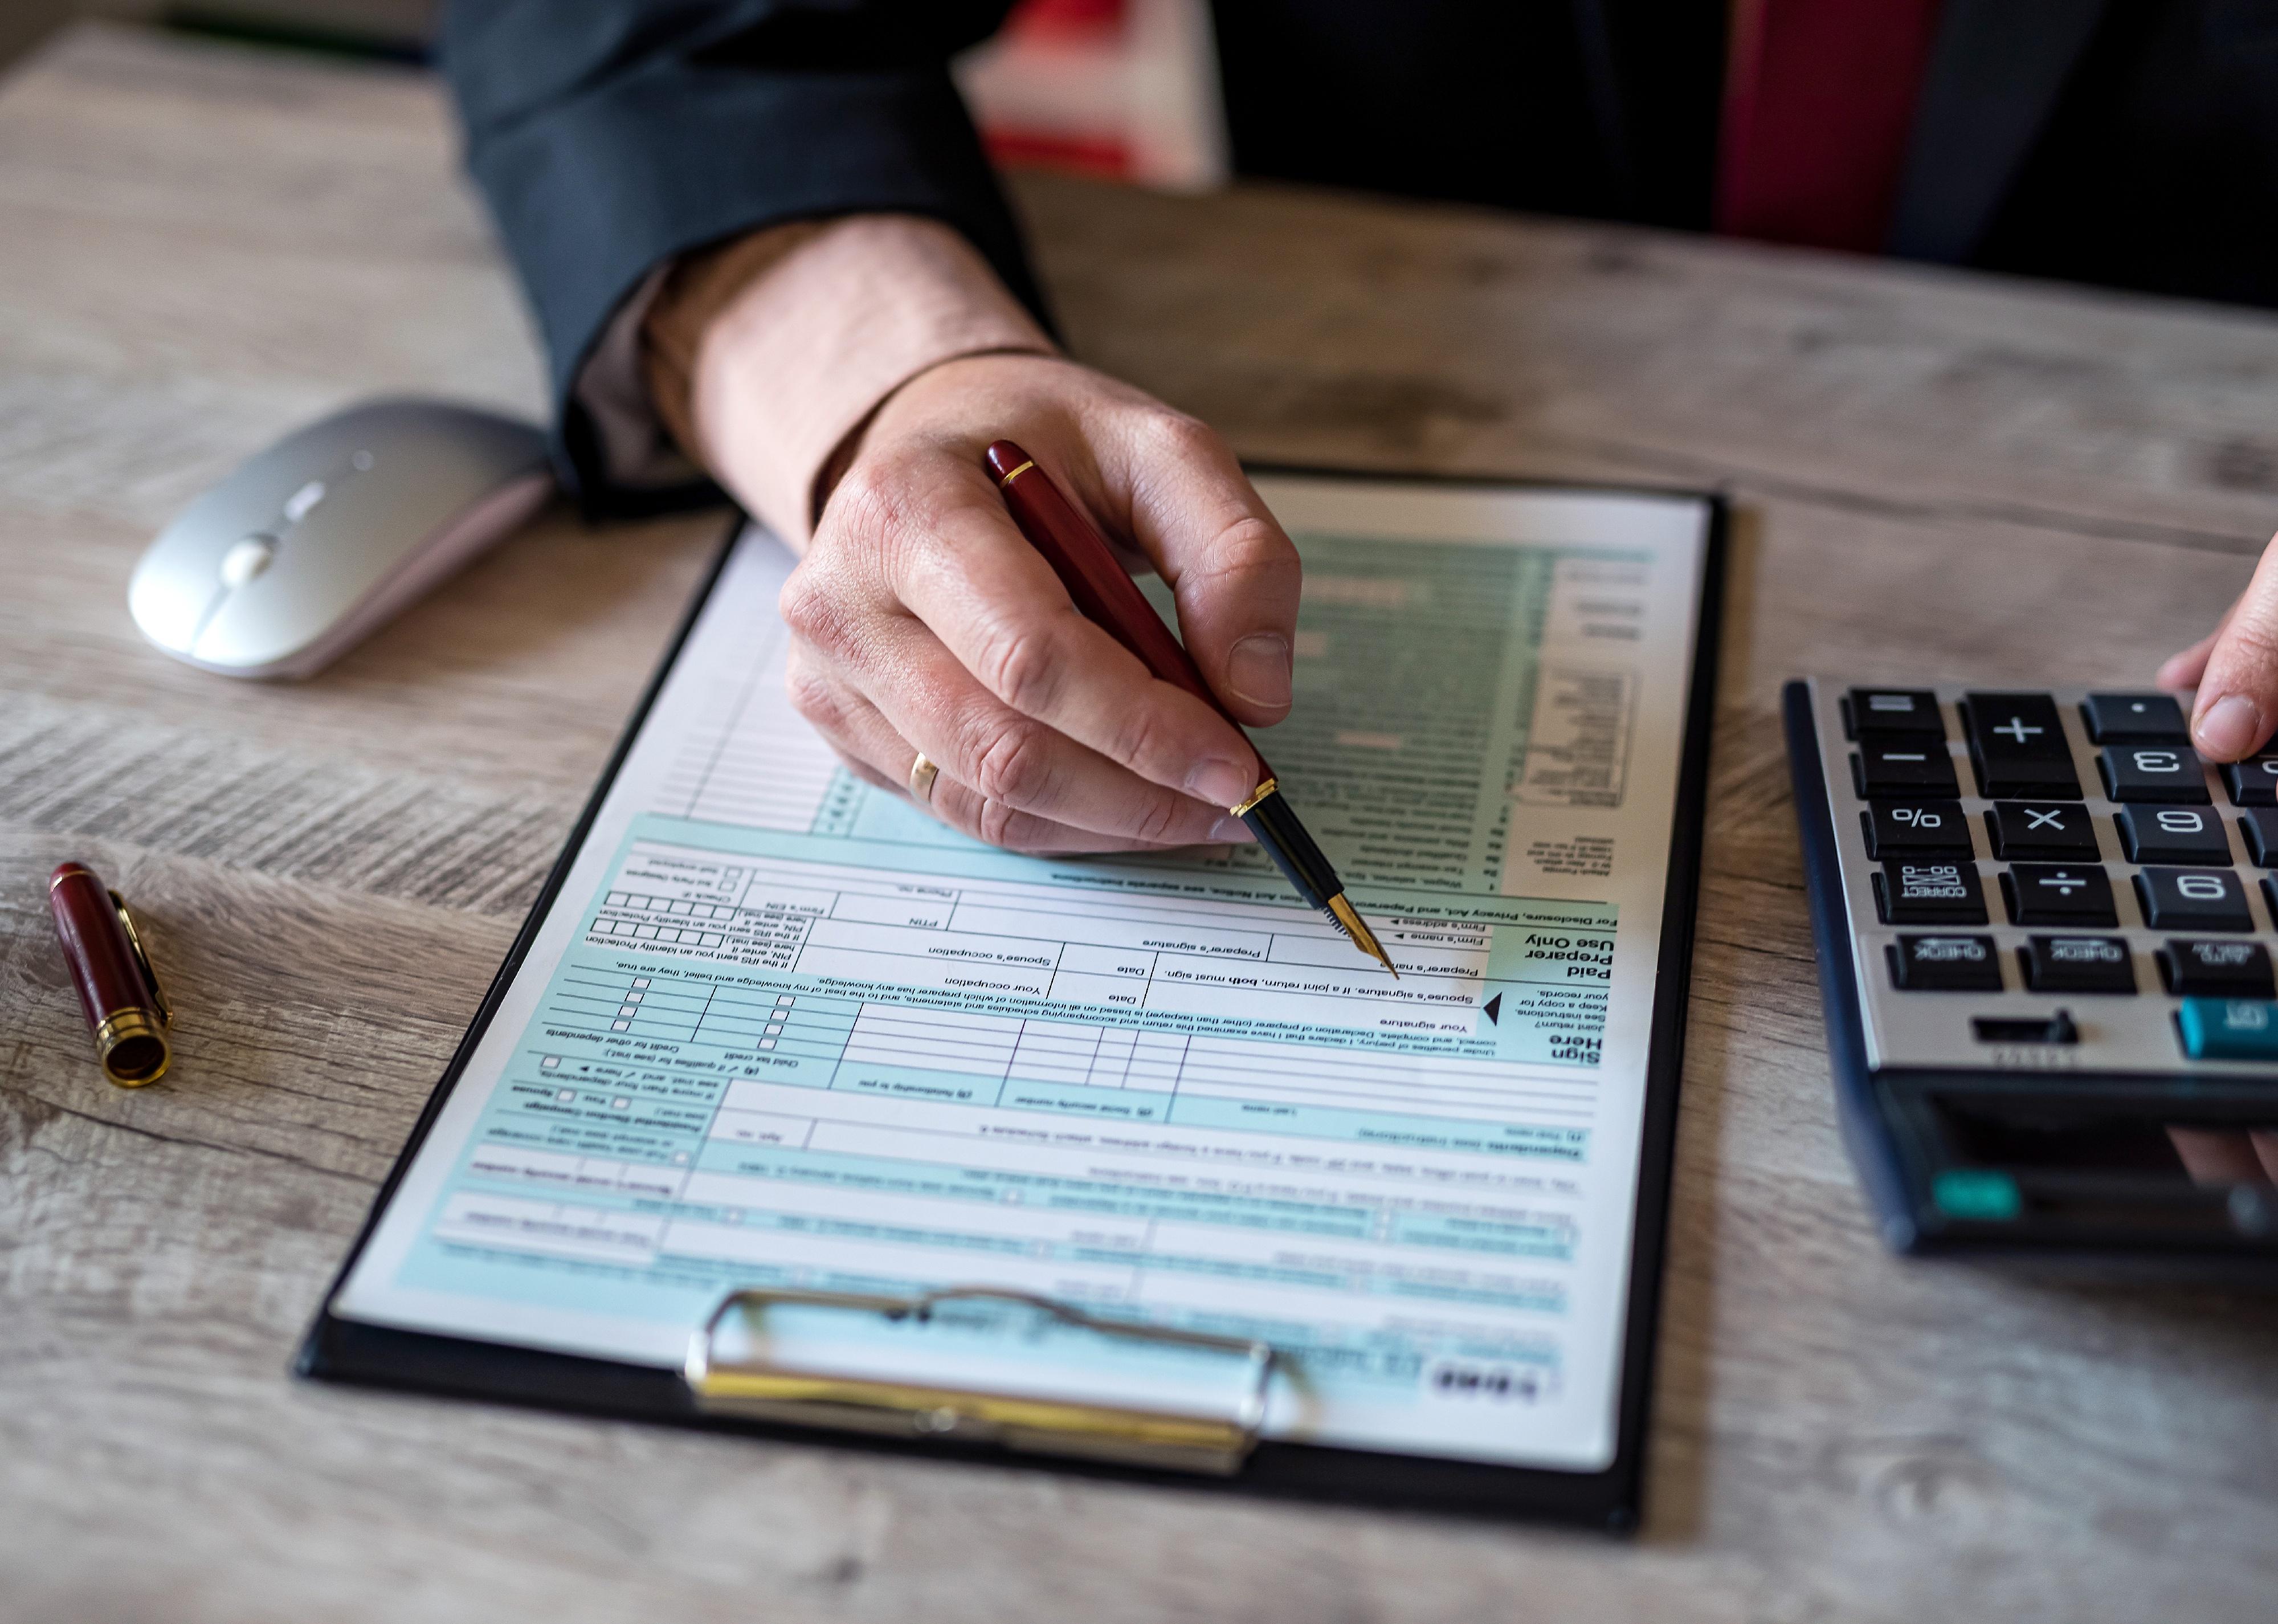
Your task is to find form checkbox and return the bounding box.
[759,1039,776,1050]
[633,977,650,989]
[540,1056,559,1070]
[611,1020,629,1031]
[611,1096,630,1111]
[626,991,643,1004]
[765,1023,783,1035]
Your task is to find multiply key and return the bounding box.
[1960,692,2079,798]
[1984,801,2099,861]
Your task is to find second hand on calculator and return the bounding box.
[984,439,1398,977]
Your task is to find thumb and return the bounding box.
[2190,532,2278,761]
[1113,415,1302,727]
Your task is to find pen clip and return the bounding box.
[107,889,172,1029]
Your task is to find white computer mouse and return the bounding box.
[129,397,554,679]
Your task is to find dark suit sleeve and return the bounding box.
[438,0,1040,511]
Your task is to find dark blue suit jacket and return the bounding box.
[437,0,2278,509]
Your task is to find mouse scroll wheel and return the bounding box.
[220,534,277,589]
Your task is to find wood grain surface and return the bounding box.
[3,24,2274,1624]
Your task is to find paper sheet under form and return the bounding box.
[333,474,1712,1471]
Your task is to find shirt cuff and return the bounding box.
[644,214,1058,542]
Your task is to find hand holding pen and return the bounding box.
[778,354,1301,854]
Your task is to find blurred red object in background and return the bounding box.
[957,0,1225,190]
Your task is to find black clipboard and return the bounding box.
[297,473,1727,1531]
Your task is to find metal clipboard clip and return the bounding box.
[684,1286,1277,1476]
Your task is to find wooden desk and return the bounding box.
[3,24,2273,1622]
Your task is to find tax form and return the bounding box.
[329,474,1716,1474]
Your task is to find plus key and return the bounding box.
[1960,692,2080,799]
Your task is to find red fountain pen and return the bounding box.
[985,439,1397,977]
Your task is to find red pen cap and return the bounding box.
[48,862,172,1086]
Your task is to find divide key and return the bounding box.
[1960,692,2080,798]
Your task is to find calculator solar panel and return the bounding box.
[1783,680,2278,1262]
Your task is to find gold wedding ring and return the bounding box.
[909,752,940,805]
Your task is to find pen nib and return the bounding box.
[1325,894,1399,978]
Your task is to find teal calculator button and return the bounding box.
[1932,1169,2022,1222]
[2175,997,2278,1060]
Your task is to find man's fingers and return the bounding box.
[787,552,1247,844]
[2190,533,2278,761]
[875,477,1270,810]
[1110,414,1303,727]
[2157,631,2218,694]
[784,652,1184,854]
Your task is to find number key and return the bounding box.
[2135,867,2254,932]
[2099,744,2211,803]
[2220,756,2278,806]
[2114,803,2233,864]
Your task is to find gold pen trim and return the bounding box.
[109,889,172,1029]
[995,459,1036,487]
[1228,776,1279,817]
[1325,893,1398,978]
[93,1007,169,1086]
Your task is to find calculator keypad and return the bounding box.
[1807,680,2278,1072]
[2113,803,2232,864]
[1961,693,2081,798]
[1985,801,2100,861]
[2099,744,2212,803]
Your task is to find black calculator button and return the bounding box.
[2240,808,2278,866]
[2134,867,2255,932]
[2019,935,2136,994]
[1852,743,1962,799]
[1983,801,2099,861]
[2220,756,2278,806]
[2080,692,2189,743]
[2113,803,2232,864]
[2097,744,2211,803]
[1845,688,1945,738]
[2000,864,2117,927]
[1961,692,2081,799]
[1874,859,1988,924]
[1888,934,2003,990]
[1861,799,1971,858]
[2157,939,2276,998]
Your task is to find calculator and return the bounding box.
[1783,680,2278,1263]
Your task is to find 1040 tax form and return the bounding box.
[322,472,1717,1484]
